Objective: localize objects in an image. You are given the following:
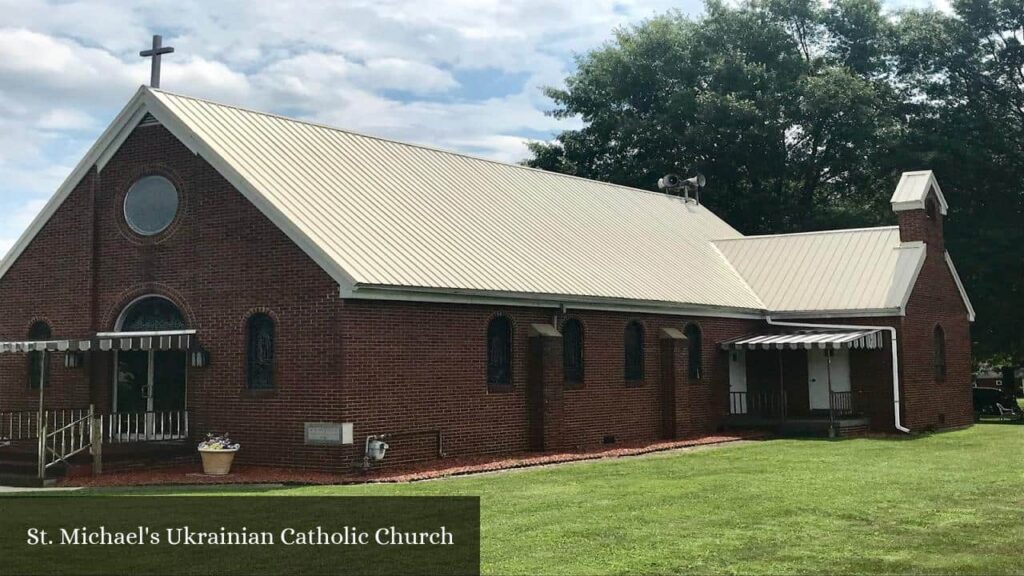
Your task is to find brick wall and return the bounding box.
[897,208,973,431]
[0,122,972,472]
[0,122,763,470]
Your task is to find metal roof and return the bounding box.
[0,87,973,320]
[890,170,948,215]
[720,329,885,350]
[148,89,765,311]
[713,227,926,314]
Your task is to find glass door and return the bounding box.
[115,350,187,439]
[153,351,187,438]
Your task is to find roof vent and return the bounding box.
[137,113,160,128]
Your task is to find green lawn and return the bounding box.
[29,425,1024,574]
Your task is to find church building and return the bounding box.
[0,87,975,476]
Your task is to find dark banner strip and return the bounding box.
[0,496,480,576]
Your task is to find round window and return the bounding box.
[124,176,179,236]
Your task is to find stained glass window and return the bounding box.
[934,325,946,380]
[124,175,179,236]
[248,314,276,390]
[562,319,584,385]
[120,297,186,332]
[487,317,512,387]
[624,321,644,381]
[685,323,703,380]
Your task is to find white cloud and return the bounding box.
[0,0,939,253]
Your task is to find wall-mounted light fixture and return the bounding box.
[190,347,210,368]
[64,352,85,369]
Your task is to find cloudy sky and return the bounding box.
[0,0,948,259]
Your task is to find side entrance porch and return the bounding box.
[722,329,891,437]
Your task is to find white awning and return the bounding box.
[721,329,884,350]
[0,330,198,354]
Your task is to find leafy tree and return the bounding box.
[527,0,899,233]
[526,0,1024,363]
[893,0,1024,362]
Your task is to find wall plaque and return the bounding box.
[304,422,354,446]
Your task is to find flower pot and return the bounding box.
[199,448,239,476]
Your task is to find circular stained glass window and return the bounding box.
[124,175,179,236]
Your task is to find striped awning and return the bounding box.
[0,330,197,354]
[720,329,884,351]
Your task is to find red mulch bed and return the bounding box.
[61,432,766,488]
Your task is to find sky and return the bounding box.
[0,0,949,260]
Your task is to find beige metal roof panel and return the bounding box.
[713,227,926,313]
[149,89,765,310]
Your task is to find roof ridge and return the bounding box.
[715,225,899,242]
[147,87,680,201]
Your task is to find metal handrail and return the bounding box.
[40,406,95,474]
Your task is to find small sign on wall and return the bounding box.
[304,422,354,446]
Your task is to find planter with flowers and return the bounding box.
[198,433,241,476]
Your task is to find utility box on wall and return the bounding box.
[304,422,354,446]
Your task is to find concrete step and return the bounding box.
[0,472,59,488]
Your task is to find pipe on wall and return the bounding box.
[766,317,910,434]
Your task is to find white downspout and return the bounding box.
[766,317,910,434]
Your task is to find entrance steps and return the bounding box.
[726,415,872,438]
[0,440,194,487]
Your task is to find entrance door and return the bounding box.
[115,350,187,438]
[112,296,189,439]
[115,351,187,414]
[115,351,150,415]
[807,349,851,410]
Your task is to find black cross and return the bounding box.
[140,34,174,89]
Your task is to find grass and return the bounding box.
[19,425,1024,575]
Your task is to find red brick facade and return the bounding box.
[0,124,973,472]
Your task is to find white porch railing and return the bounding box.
[1,408,190,478]
[1,409,89,443]
[101,410,190,444]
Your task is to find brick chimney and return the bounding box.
[890,170,947,249]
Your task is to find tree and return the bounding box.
[526,0,1024,363]
[527,0,899,234]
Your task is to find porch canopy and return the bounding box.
[720,329,885,351]
[0,330,198,354]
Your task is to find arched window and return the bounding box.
[487,316,512,387]
[934,325,946,380]
[119,296,186,331]
[27,321,51,390]
[624,321,644,381]
[562,319,584,386]
[247,314,276,390]
[684,324,703,380]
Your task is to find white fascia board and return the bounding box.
[893,242,928,312]
[140,90,360,295]
[341,284,768,320]
[768,308,903,320]
[945,251,976,322]
[95,106,151,173]
[0,87,151,282]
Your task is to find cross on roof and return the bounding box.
[140,34,174,89]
